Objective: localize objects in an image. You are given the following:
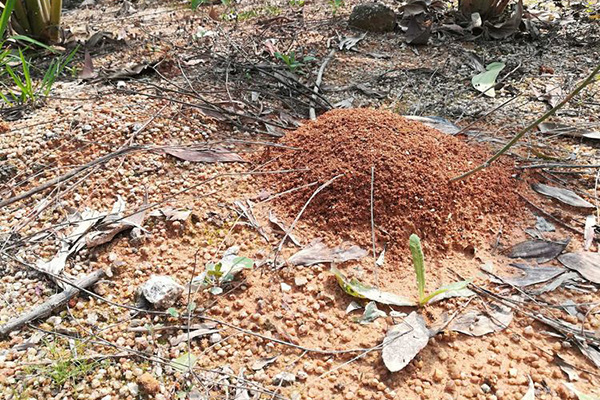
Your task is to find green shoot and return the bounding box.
[409,234,471,306]
[409,234,426,302]
[330,0,344,15]
[274,51,315,74]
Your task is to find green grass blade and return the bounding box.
[420,280,470,305]
[409,234,426,303]
[0,0,17,39]
[18,48,33,97]
[7,34,58,52]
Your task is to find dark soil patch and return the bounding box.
[260,108,524,251]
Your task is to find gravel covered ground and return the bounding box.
[1,0,600,399]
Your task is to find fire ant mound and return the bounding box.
[261,108,523,251]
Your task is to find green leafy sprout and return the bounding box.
[274,51,316,74]
[409,234,470,306]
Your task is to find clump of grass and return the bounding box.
[409,234,470,306]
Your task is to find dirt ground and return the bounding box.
[1,0,600,399]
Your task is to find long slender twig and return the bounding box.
[452,63,600,182]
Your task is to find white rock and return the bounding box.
[272,372,296,386]
[140,276,184,309]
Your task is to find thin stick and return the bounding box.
[517,193,582,235]
[452,63,600,182]
[0,269,105,336]
[519,163,600,170]
[370,166,377,282]
[309,49,336,120]
[273,174,344,266]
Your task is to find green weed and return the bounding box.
[409,234,470,306]
[275,51,315,74]
[330,0,344,15]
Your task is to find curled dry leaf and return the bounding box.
[169,325,220,346]
[563,382,600,400]
[288,239,368,266]
[485,0,523,39]
[382,311,430,372]
[522,376,535,400]
[532,183,595,209]
[356,301,387,324]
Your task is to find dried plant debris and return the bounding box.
[355,301,387,324]
[532,183,595,209]
[522,376,535,400]
[86,195,148,248]
[288,239,368,266]
[496,263,566,287]
[149,207,192,222]
[538,122,600,141]
[169,324,220,346]
[558,252,600,284]
[382,312,430,372]
[331,266,415,307]
[269,211,301,246]
[448,304,513,336]
[235,200,268,242]
[485,0,523,39]
[556,355,580,382]
[528,272,585,295]
[338,33,366,51]
[158,146,246,163]
[506,238,570,263]
[584,215,596,251]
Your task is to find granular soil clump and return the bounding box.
[261,108,523,251]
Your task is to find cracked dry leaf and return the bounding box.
[382,312,429,372]
[331,266,415,307]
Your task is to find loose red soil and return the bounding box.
[261,108,524,253]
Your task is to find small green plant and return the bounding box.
[330,0,344,15]
[289,0,305,6]
[275,51,315,74]
[409,234,470,306]
[0,45,77,105]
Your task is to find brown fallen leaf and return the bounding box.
[79,50,96,80]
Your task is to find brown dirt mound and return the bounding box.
[261,108,523,251]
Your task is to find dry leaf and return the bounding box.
[160,146,246,163]
[532,183,595,209]
[289,239,368,266]
[507,238,570,263]
[558,252,600,284]
[449,304,513,336]
[382,312,430,372]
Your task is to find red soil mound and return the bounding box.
[261,108,522,250]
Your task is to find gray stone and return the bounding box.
[140,275,184,309]
[348,3,396,32]
[272,372,296,386]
